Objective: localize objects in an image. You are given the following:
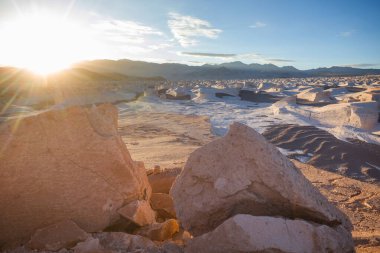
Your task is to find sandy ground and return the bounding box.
[293,160,380,252]
[118,110,214,169]
[263,124,380,184]
[118,111,380,252]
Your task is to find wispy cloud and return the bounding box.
[339,30,355,37]
[180,51,295,65]
[90,15,175,57]
[92,18,163,44]
[249,21,267,28]
[181,52,236,58]
[168,12,222,47]
[268,58,295,63]
[342,63,378,68]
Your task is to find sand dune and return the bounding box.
[263,124,380,184]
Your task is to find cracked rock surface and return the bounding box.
[186,214,354,253]
[0,104,151,247]
[171,122,354,251]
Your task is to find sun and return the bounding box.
[0,11,92,75]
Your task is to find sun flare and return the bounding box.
[0,12,93,75]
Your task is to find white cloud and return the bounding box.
[89,15,175,57]
[249,21,267,28]
[168,12,222,47]
[92,18,163,44]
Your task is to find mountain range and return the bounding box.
[75,59,380,80]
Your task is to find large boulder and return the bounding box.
[170,123,352,237]
[296,87,334,104]
[0,104,151,247]
[186,214,354,253]
[311,101,378,130]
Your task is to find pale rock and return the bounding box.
[93,232,157,252]
[258,82,277,91]
[136,219,180,241]
[0,104,151,246]
[27,220,89,251]
[171,122,352,236]
[271,96,296,114]
[148,168,181,194]
[118,200,156,227]
[150,193,176,219]
[161,241,184,253]
[296,87,333,103]
[73,237,104,253]
[311,101,378,130]
[186,214,354,253]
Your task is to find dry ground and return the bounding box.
[118,111,380,252]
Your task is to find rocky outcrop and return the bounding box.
[273,99,378,130]
[311,101,378,130]
[171,122,354,251]
[0,104,151,247]
[186,214,354,253]
[165,87,192,100]
[296,87,334,103]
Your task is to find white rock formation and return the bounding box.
[311,101,378,130]
[296,87,333,103]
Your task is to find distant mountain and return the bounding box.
[0,67,165,86]
[75,59,380,80]
[0,66,165,99]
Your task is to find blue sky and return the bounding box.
[0,0,380,70]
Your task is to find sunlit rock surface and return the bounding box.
[0,104,151,247]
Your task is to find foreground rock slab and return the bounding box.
[186,214,354,253]
[171,122,352,237]
[28,220,89,251]
[0,104,151,247]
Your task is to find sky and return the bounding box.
[0,0,380,70]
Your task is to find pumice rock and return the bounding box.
[171,122,352,236]
[27,220,89,251]
[0,104,151,247]
[118,200,156,226]
[186,214,354,253]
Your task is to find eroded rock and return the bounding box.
[150,193,176,219]
[186,214,354,253]
[28,220,89,251]
[171,122,352,236]
[148,168,181,194]
[93,232,157,252]
[0,104,151,246]
[311,101,378,130]
[136,219,180,242]
[118,200,156,226]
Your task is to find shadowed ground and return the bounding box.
[263,124,380,184]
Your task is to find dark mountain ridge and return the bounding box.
[74,59,380,80]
